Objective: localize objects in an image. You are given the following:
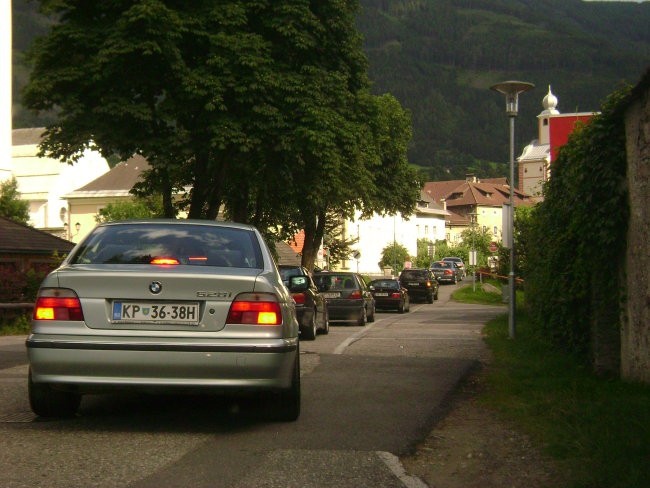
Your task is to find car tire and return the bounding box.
[398,301,405,313]
[453,275,458,284]
[318,308,330,335]
[272,347,300,422]
[357,307,367,326]
[301,311,317,341]
[434,289,439,300]
[427,293,434,304]
[28,369,80,418]
[367,303,375,323]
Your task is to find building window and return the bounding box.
[424,225,429,235]
[494,226,498,235]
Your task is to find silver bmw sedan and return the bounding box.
[26,219,300,421]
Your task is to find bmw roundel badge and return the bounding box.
[149,281,162,294]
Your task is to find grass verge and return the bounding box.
[453,284,650,488]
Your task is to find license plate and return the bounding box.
[112,301,200,325]
[322,292,341,299]
[374,292,389,297]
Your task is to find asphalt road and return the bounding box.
[0,281,504,488]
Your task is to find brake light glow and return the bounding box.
[391,292,401,298]
[292,293,306,305]
[348,290,362,299]
[226,293,282,325]
[33,289,84,321]
[151,257,180,265]
[426,281,432,287]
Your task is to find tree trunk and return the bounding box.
[301,209,326,272]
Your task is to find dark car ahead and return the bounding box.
[313,271,375,326]
[431,260,461,284]
[398,268,439,303]
[279,265,329,340]
[26,219,301,421]
[442,257,466,279]
[368,278,410,313]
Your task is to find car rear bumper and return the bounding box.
[324,301,364,322]
[374,298,401,309]
[26,335,298,392]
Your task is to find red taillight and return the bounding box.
[348,290,362,299]
[33,289,84,321]
[226,293,282,325]
[426,281,432,287]
[151,257,180,265]
[444,270,453,275]
[390,292,401,298]
[292,292,306,305]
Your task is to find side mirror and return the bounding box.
[369,285,375,291]
[289,275,309,292]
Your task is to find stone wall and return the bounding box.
[622,70,650,383]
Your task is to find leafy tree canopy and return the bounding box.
[0,178,30,224]
[23,0,419,271]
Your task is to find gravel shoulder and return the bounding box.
[401,367,566,488]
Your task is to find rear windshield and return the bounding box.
[369,280,399,290]
[69,223,263,268]
[400,270,428,280]
[314,274,358,291]
[431,262,451,269]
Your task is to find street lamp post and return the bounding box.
[490,81,534,339]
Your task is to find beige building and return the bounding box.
[423,175,532,245]
[64,155,150,243]
[8,128,110,239]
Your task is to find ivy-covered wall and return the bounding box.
[622,70,650,383]
[526,87,630,373]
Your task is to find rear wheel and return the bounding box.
[398,300,405,313]
[300,311,317,341]
[357,307,367,326]
[318,308,330,335]
[367,303,375,323]
[427,292,434,304]
[28,369,81,418]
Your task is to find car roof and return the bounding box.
[98,218,257,232]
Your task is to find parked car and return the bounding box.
[278,265,329,340]
[431,260,461,284]
[368,278,410,313]
[313,271,375,326]
[442,257,466,279]
[398,268,439,303]
[26,219,301,421]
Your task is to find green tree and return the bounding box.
[414,238,434,268]
[0,178,30,224]
[95,196,164,223]
[379,242,410,274]
[23,1,419,273]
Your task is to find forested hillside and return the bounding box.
[12,0,650,179]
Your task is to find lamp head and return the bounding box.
[490,81,535,116]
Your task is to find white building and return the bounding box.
[339,191,448,275]
[518,87,595,198]
[10,128,110,238]
[1,0,11,183]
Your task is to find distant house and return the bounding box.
[331,190,448,274]
[64,154,150,242]
[0,216,73,275]
[424,175,532,245]
[518,87,595,198]
[8,128,110,239]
